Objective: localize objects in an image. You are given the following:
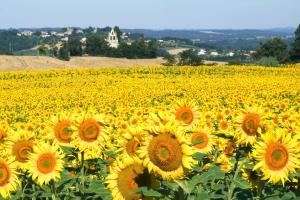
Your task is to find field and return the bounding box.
[0,65,300,200]
[0,56,164,71]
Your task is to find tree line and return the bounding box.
[163,24,300,67]
[54,33,158,61]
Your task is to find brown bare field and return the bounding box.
[0,56,164,71]
[0,56,228,71]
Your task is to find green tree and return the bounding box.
[58,42,70,61]
[163,53,176,66]
[290,24,300,63]
[256,57,280,67]
[68,37,83,56]
[253,38,289,63]
[178,49,203,66]
[113,26,122,42]
[86,34,109,56]
[38,44,47,56]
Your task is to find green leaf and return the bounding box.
[197,192,210,199]
[193,152,205,161]
[232,179,251,190]
[135,187,162,197]
[174,180,192,194]
[281,191,296,200]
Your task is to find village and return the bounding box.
[13,26,255,62]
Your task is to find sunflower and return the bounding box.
[106,157,159,200]
[117,128,147,159]
[137,122,196,180]
[26,142,64,186]
[5,129,35,169]
[234,107,265,145]
[190,127,216,154]
[173,100,200,128]
[252,129,300,184]
[45,112,76,146]
[0,157,20,199]
[72,113,108,158]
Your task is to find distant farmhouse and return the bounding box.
[106,28,119,48]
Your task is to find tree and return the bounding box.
[38,44,47,56]
[256,57,279,67]
[163,53,176,66]
[253,38,289,63]
[58,42,70,61]
[178,49,203,66]
[86,34,109,56]
[68,37,83,56]
[113,26,122,42]
[290,24,300,63]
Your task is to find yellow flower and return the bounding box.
[5,129,36,170]
[252,129,300,184]
[117,127,147,159]
[45,112,76,146]
[0,157,20,199]
[190,127,216,154]
[106,157,159,200]
[173,100,200,128]
[137,121,196,180]
[72,112,108,158]
[234,107,265,145]
[26,142,65,186]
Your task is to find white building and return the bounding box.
[210,51,219,56]
[106,28,119,48]
[61,37,69,42]
[198,49,206,55]
[19,31,33,36]
[41,31,50,38]
[227,52,235,57]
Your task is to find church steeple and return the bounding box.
[106,27,119,48]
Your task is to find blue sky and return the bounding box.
[0,0,299,29]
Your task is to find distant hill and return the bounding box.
[122,28,295,40]
[123,28,295,50]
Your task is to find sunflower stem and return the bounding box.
[31,183,36,200]
[80,151,85,199]
[227,149,241,200]
[50,181,57,200]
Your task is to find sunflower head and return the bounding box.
[190,127,216,154]
[6,129,35,168]
[173,101,200,127]
[252,129,300,184]
[118,128,146,158]
[26,142,65,186]
[72,113,108,153]
[235,107,264,146]
[138,122,196,180]
[106,157,159,200]
[46,112,76,145]
[0,157,20,199]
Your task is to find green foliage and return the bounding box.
[68,36,83,56]
[86,34,109,56]
[290,24,300,63]
[163,53,177,66]
[0,30,39,54]
[178,49,203,66]
[256,56,280,67]
[58,42,70,61]
[253,38,289,63]
[38,44,48,56]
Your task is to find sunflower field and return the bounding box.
[0,65,300,200]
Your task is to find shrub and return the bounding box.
[256,57,279,67]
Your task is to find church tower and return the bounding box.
[107,28,119,48]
